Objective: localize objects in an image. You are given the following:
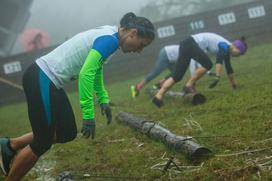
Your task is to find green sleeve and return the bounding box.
[94,66,109,104]
[79,49,109,119]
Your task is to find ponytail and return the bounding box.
[240,36,246,42]
[120,12,136,27]
[120,12,155,40]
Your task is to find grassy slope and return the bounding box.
[0,43,272,180]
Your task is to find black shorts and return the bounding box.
[172,36,213,82]
[22,63,77,156]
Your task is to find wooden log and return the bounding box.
[149,124,171,141]
[183,93,206,105]
[116,112,212,160]
[168,135,212,159]
[147,88,206,105]
[116,111,147,131]
[142,122,155,134]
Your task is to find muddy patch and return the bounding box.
[28,157,56,180]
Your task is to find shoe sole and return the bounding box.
[0,146,7,176]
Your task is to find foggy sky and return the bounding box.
[12,0,254,54]
[12,0,156,54]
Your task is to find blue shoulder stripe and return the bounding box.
[218,42,229,52]
[92,33,119,60]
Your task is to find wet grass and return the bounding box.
[0,43,272,180]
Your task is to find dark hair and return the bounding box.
[240,36,246,42]
[240,36,248,49]
[120,12,155,40]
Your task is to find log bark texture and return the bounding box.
[116,112,212,159]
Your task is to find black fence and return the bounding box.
[0,0,271,106]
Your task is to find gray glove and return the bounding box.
[100,103,112,124]
[81,119,96,139]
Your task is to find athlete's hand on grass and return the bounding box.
[152,96,164,108]
[100,103,112,124]
[81,119,96,139]
[209,75,220,89]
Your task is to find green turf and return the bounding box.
[0,43,272,180]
